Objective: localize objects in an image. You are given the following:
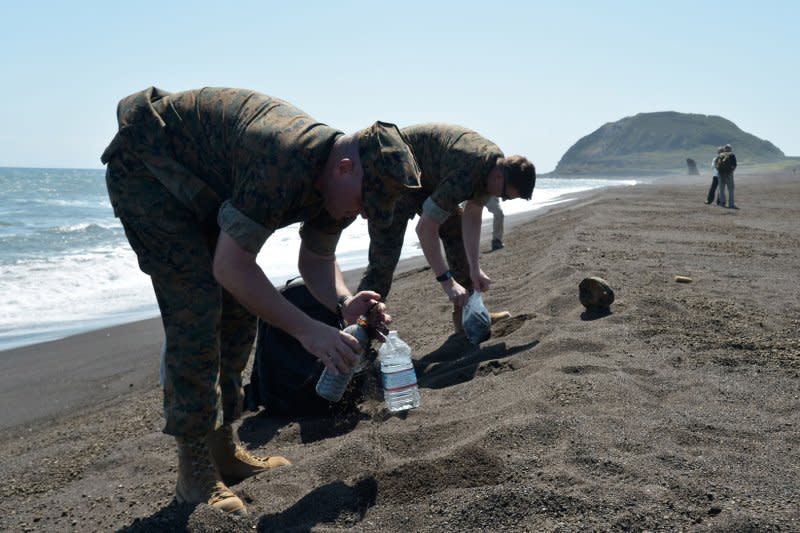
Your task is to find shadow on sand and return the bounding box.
[416,333,538,390]
[580,308,613,321]
[117,477,378,533]
[240,327,538,445]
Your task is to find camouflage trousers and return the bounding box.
[358,191,471,300]
[484,196,504,242]
[105,149,256,438]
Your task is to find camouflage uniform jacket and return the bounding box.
[402,123,504,223]
[101,86,352,256]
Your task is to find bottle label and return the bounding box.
[382,368,418,392]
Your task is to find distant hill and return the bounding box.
[555,112,785,175]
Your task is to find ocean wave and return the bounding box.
[0,245,157,334]
[54,221,120,234]
[0,223,126,263]
[40,198,110,208]
[0,175,639,351]
[10,197,109,209]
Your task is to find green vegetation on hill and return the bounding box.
[555,111,785,176]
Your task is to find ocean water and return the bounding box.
[0,167,637,351]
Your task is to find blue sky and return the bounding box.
[1,0,797,172]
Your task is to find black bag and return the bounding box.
[715,152,737,173]
[244,279,360,417]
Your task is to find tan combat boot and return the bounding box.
[175,436,246,515]
[453,305,511,334]
[490,311,512,324]
[207,425,291,485]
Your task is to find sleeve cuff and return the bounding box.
[422,197,451,225]
[299,223,342,256]
[217,200,270,255]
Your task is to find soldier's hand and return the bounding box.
[343,291,390,326]
[298,322,361,375]
[364,299,390,341]
[442,279,469,307]
[470,268,491,292]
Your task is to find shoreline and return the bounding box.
[0,178,626,354]
[0,188,570,431]
[0,175,645,354]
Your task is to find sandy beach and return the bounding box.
[1,168,798,532]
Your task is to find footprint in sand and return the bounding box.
[560,364,612,375]
[373,445,505,504]
[476,359,518,377]
[560,364,655,377]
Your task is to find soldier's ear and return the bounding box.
[336,158,354,177]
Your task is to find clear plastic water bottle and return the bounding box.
[379,331,420,412]
[315,322,370,402]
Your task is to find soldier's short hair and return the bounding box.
[500,155,536,200]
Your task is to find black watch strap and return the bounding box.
[435,270,453,282]
[336,295,350,324]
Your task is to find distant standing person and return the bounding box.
[358,123,536,334]
[485,196,505,250]
[706,146,724,205]
[716,144,738,209]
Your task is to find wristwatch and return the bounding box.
[436,270,453,282]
